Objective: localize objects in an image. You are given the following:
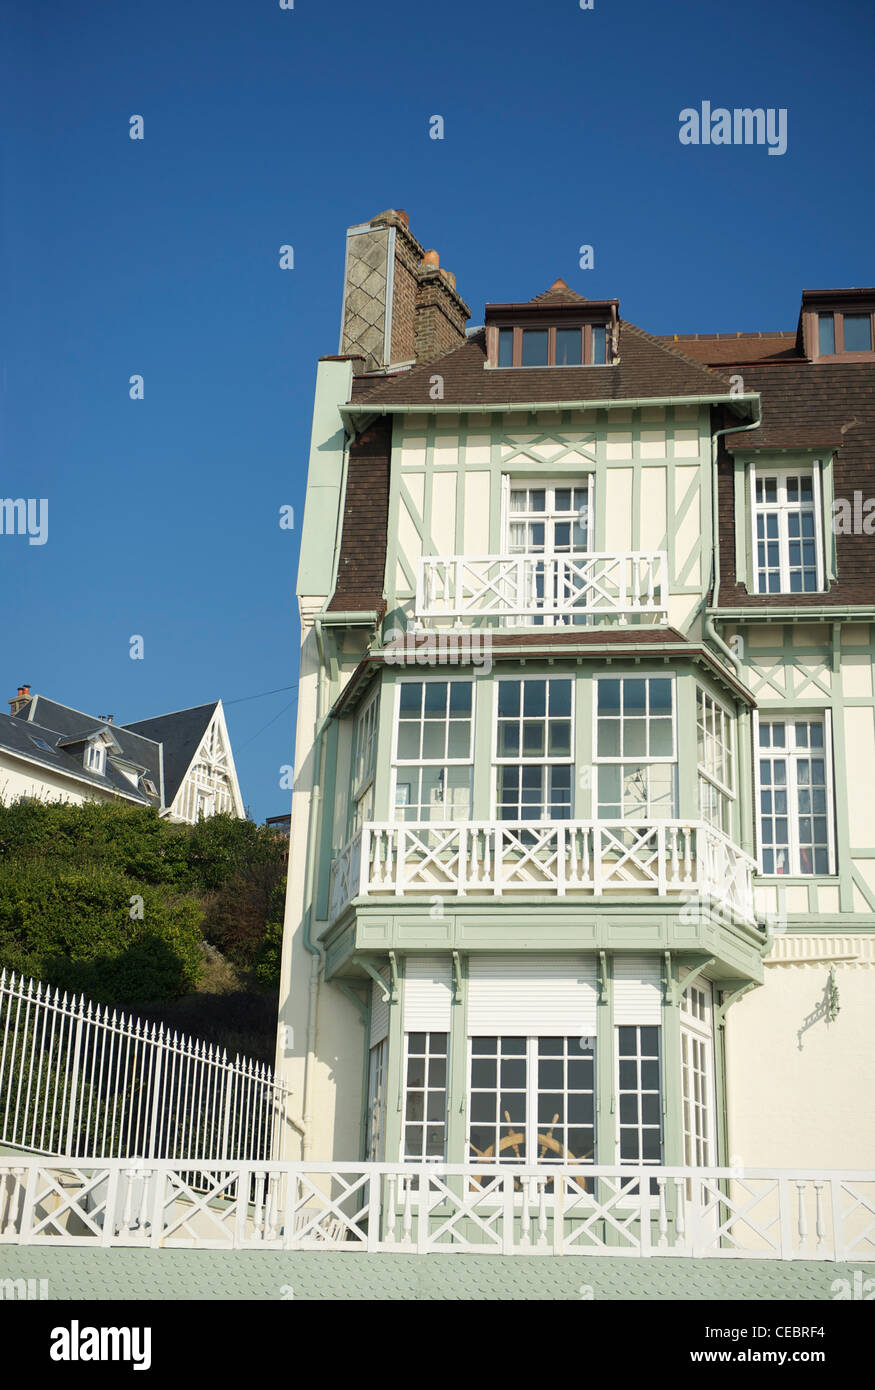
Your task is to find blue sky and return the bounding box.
[2,0,873,822]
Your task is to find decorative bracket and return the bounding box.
[667,955,716,1008]
[452,951,463,1002]
[356,956,395,1004]
[598,951,608,1004]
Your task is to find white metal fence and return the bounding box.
[0,969,291,1163]
[1,1158,873,1259]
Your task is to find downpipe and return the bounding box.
[299,616,329,1160]
[707,401,762,670]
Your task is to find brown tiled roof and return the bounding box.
[657,333,798,365]
[327,417,391,613]
[348,322,734,409]
[716,361,875,607]
[527,279,590,305]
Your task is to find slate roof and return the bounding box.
[656,332,799,365]
[123,703,219,807]
[0,704,156,806]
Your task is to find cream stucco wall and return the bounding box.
[725,938,875,1169]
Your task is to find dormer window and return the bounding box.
[490,323,610,368]
[85,741,106,775]
[802,291,875,360]
[485,285,618,369]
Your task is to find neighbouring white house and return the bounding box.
[0,685,245,823]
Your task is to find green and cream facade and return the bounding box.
[277,226,875,1187]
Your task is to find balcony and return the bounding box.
[415,551,668,625]
[329,819,757,927]
[4,1156,872,1260]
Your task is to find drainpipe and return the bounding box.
[706,402,763,669]
[298,615,329,1160]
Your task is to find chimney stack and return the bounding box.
[9,684,31,716]
[339,209,470,370]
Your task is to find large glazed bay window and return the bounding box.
[394,680,473,821]
[495,677,573,819]
[751,467,824,594]
[696,687,735,834]
[468,1037,596,1165]
[595,677,677,818]
[756,715,835,875]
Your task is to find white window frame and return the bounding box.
[615,1023,663,1167]
[467,1034,597,1168]
[695,685,736,835]
[679,979,716,1168]
[750,463,825,595]
[350,686,379,832]
[392,675,475,822]
[401,1029,450,1161]
[84,741,106,775]
[502,476,593,555]
[501,475,595,629]
[752,709,836,877]
[366,1038,387,1162]
[593,674,678,819]
[492,674,575,820]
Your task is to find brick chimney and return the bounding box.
[9,684,31,715]
[339,209,470,370]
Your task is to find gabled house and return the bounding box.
[277,208,874,1214]
[0,687,244,823]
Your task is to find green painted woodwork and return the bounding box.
[0,1245,861,1302]
[296,360,353,598]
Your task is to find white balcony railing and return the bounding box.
[416,551,669,624]
[329,820,757,926]
[2,1157,872,1259]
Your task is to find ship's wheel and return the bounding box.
[469,1111,593,1189]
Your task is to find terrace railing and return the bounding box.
[1,1158,872,1260]
[329,820,758,926]
[0,969,291,1163]
[416,551,669,625]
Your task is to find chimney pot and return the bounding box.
[421,250,440,269]
[394,209,409,227]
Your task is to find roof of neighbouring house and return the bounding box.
[123,702,220,807]
[0,700,159,805]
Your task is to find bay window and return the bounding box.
[696,686,735,834]
[468,1036,596,1168]
[595,676,677,818]
[402,1031,449,1160]
[350,687,379,831]
[394,679,473,821]
[495,677,573,819]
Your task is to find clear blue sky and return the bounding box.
[2,0,872,822]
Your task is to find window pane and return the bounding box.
[498,327,514,366]
[555,328,582,365]
[521,329,548,366]
[843,314,872,351]
[591,325,607,364]
[818,314,835,355]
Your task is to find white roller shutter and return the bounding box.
[467,955,597,1035]
[403,955,453,1031]
[369,969,390,1048]
[613,956,663,1024]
